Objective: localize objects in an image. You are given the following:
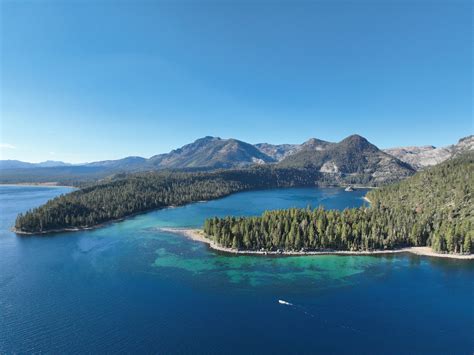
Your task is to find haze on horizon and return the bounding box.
[1,0,472,163]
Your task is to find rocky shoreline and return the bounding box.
[160,228,474,260]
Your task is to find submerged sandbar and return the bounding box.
[159,227,474,260]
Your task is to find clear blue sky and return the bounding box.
[1,0,472,163]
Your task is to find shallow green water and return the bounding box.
[1,186,473,354]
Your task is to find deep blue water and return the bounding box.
[0,185,473,354]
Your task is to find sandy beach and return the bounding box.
[12,224,110,236]
[159,227,474,260]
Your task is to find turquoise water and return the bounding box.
[0,185,473,353]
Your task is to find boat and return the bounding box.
[345,186,354,192]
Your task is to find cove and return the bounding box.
[0,185,473,354]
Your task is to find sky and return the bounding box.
[0,0,472,163]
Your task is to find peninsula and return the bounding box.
[161,228,474,260]
[11,141,473,258]
[169,153,473,257]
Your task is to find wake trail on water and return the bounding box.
[278,299,314,318]
[277,299,363,333]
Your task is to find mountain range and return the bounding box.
[1,134,472,185]
[278,135,415,183]
[0,160,72,169]
[383,135,474,170]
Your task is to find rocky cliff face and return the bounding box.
[384,135,473,170]
[254,138,332,161]
[254,143,301,161]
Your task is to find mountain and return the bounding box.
[301,138,334,151]
[84,156,147,170]
[0,160,70,169]
[6,134,470,186]
[255,138,333,161]
[0,137,276,183]
[278,134,415,183]
[384,135,474,170]
[0,136,281,174]
[36,160,71,168]
[148,136,275,169]
[0,160,35,169]
[254,143,301,161]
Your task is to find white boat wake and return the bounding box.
[277,299,362,333]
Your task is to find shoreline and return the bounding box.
[160,228,474,260]
[10,186,374,236]
[0,183,76,188]
[11,204,183,236]
[11,221,122,235]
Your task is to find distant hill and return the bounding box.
[148,136,275,169]
[36,160,71,168]
[300,138,334,151]
[278,134,415,183]
[0,165,112,186]
[255,138,333,161]
[0,160,35,169]
[4,134,470,186]
[0,160,71,169]
[84,156,148,170]
[384,135,474,170]
[0,137,276,184]
[254,143,301,161]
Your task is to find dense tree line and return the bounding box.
[15,160,398,234]
[367,152,473,253]
[204,153,473,254]
[14,167,323,233]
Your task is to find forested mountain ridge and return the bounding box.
[366,152,473,253]
[203,153,473,254]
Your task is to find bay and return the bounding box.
[0,185,472,354]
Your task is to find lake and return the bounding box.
[0,185,473,354]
